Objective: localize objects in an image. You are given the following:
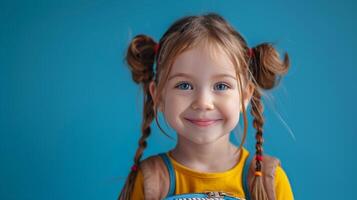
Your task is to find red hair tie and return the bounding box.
[154,44,160,55]
[248,48,254,58]
[256,155,263,161]
[131,164,138,172]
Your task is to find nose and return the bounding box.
[191,88,215,111]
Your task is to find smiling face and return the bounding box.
[150,42,253,145]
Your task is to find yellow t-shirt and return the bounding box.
[131,148,294,199]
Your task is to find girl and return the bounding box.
[119,13,294,200]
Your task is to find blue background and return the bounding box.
[1,0,356,199]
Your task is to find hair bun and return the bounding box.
[250,43,290,90]
[126,34,157,84]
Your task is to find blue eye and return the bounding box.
[214,83,230,91]
[175,82,193,90]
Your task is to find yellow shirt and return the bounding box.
[132,148,294,199]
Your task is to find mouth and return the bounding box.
[185,118,222,127]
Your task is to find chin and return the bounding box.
[181,134,228,145]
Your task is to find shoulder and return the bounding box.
[245,152,284,200]
[139,153,171,200]
[130,155,168,200]
[244,148,280,166]
[140,154,164,170]
[274,165,294,200]
[262,154,281,167]
[245,151,281,175]
[140,155,167,177]
[131,168,145,199]
[275,165,288,181]
[249,153,294,200]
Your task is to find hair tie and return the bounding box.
[154,44,160,55]
[131,164,138,172]
[256,155,263,161]
[254,171,263,177]
[248,48,254,58]
[152,44,160,77]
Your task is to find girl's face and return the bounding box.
[151,42,253,145]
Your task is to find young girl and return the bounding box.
[119,13,294,200]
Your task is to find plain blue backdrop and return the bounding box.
[1,0,356,199]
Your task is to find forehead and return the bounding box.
[169,41,237,78]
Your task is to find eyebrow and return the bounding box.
[168,73,237,81]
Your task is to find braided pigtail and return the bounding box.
[248,43,290,200]
[118,35,158,200]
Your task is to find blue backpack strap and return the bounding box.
[242,152,253,200]
[158,153,176,197]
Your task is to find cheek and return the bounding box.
[162,92,190,123]
[164,90,191,110]
[220,94,241,123]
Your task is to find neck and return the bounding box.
[170,134,241,173]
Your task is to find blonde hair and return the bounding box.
[119,13,290,200]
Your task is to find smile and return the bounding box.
[185,118,222,127]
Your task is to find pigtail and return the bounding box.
[249,43,290,90]
[126,34,157,85]
[118,35,158,200]
[250,89,268,200]
[248,43,290,200]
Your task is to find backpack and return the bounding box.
[140,151,281,200]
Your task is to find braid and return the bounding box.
[247,42,289,199]
[249,87,269,200]
[251,90,264,172]
[118,86,155,200]
[119,34,157,200]
[135,84,155,161]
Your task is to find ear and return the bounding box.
[241,82,255,111]
[149,81,163,112]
